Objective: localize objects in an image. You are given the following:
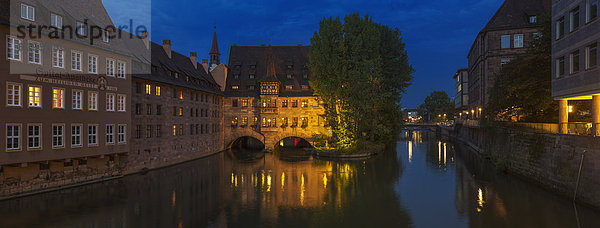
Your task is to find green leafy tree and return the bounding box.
[420,91,454,122]
[309,13,413,148]
[488,13,557,122]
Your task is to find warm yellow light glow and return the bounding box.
[145,84,151,95]
[171,190,176,208]
[281,172,285,189]
[300,174,305,206]
[568,105,574,113]
[438,141,442,164]
[408,141,413,163]
[234,175,238,187]
[477,188,486,212]
[28,86,40,107]
[266,174,272,192]
[443,142,447,165]
[261,172,265,187]
[156,86,161,96]
[323,173,328,189]
[478,108,482,112]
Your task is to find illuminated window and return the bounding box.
[242,99,248,107]
[179,90,184,100]
[241,117,248,126]
[301,117,308,127]
[282,100,288,107]
[292,117,298,127]
[232,85,239,90]
[28,86,41,107]
[156,86,161,96]
[135,125,141,139]
[179,107,183,116]
[53,88,64,108]
[88,92,98,110]
[291,100,298,108]
[281,117,288,126]
[145,84,152,95]
[232,117,238,126]
[172,124,177,136]
[285,85,293,90]
[301,100,308,108]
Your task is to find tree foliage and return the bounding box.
[419,91,454,122]
[309,13,413,148]
[488,13,557,122]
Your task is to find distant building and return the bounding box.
[453,69,469,117]
[467,0,551,118]
[223,45,328,149]
[552,0,600,136]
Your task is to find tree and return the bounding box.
[309,13,413,148]
[488,13,557,122]
[420,91,454,122]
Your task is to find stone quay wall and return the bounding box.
[447,124,600,208]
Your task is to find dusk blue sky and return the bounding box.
[103,0,505,108]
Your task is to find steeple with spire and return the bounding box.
[209,26,220,67]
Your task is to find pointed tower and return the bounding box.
[209,27,220,67]
[260,45,280,95]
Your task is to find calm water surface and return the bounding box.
[1,131,599,227]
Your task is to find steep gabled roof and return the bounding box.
[261,45,279,83]
[209,31,220,55]
[482,0,551,32]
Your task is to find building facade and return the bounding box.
[223,45,328,150]
[453,68,469,117]
[552,0,600,136]
[124,33,225,171]
[1,0,132,195]
[467,0,551,118]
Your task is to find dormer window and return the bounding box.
[103,30,110,43]
[249,74,255,79]
[529,15,537,23]
[234,74,239,79]
[287,74,292,79]
[250,65,256,69]
[76,22,87,36]
[174,72,179,78]
[51,14,63,28]
[21,4,35,21]
[287,65,293,69]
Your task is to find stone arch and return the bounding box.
[271,132,315,149]
[225,128,265,149]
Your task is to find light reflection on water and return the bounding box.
[0,131,599,227]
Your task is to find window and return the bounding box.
[53,88,64,108]
[241,117,248,126]
[287,74,292,79]
[513,34,523,48]
[71,51,82,71]
[282,100,288,107]
[72,90,82,110]
[232,99,238,107]
[88,125,98,146]
[118,125,126,143]
[249,74,255,79]
[233,74,239,79]
[501,35,510,48]
[156,125,162,137]
[571,7,580,32]
[106,93,115,111]
[88,55,98,73]
[136,83,142,94]
[7,37,22,61]
[28,41,41,64]
[588,0,599,22]
[136,104,142,115]
[179,125,183,136]
[248,85,255,90]
[71,125,82,147]
[51,14,62,28]
[302,85,309,90]
[232,117,238,126]
[21,4,35,21]
[179,90,184,100]
[52,125,64,148]
[52,47,64,68]
[301,117,308,127]
[28,85,41,107]
[303,74,308,79]
[174,72,179,78]
[242,99,248,107]
[291,100,298,108]
[232,85,239,90]
[285,85,293,90]
[88,91,98,110]
[77,22,87,36]
[103,30,110,43]
[533,33,542,39]
[146,125,152,138]
[190,125,194,135]
[145,84,152,95]
[7,83,22,106]
[156,86,161,96]
[106,125,115,144]
[28,124,41,149]
[571,50,580,73]
[587,43,598,69]
[135,125,141,139]
[529,15,537,23]
[146,104,152,115]
[156,105,162,115]
[179,107,183,116]
[292,117,299,127]
[281,117,288,126]
[106,59,115,76]
[557,56,566,77]
[301,100,308,108]
[117,61,126,78]
[7,124,21,151]
[117,95,126,112]
[172,125,177,136]
[556,17,565,39]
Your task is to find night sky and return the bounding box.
[103,0,505,108]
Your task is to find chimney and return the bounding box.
[202,59,209,73]
[190,52,198,69]
[141,31,150,49]
[162,40,172,58]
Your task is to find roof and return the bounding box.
[0,0,131,56]
[482,0,551,32]
[119,32,222,95]
[453,68,468,78]
[209,31,220,55]
[225,45,314,97]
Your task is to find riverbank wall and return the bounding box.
[445,123,600,208]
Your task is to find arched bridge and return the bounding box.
[225,126,327,150]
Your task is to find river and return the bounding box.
[1,130,599,227]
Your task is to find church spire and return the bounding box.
[209,26,220,66]
[263,45,278,83]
